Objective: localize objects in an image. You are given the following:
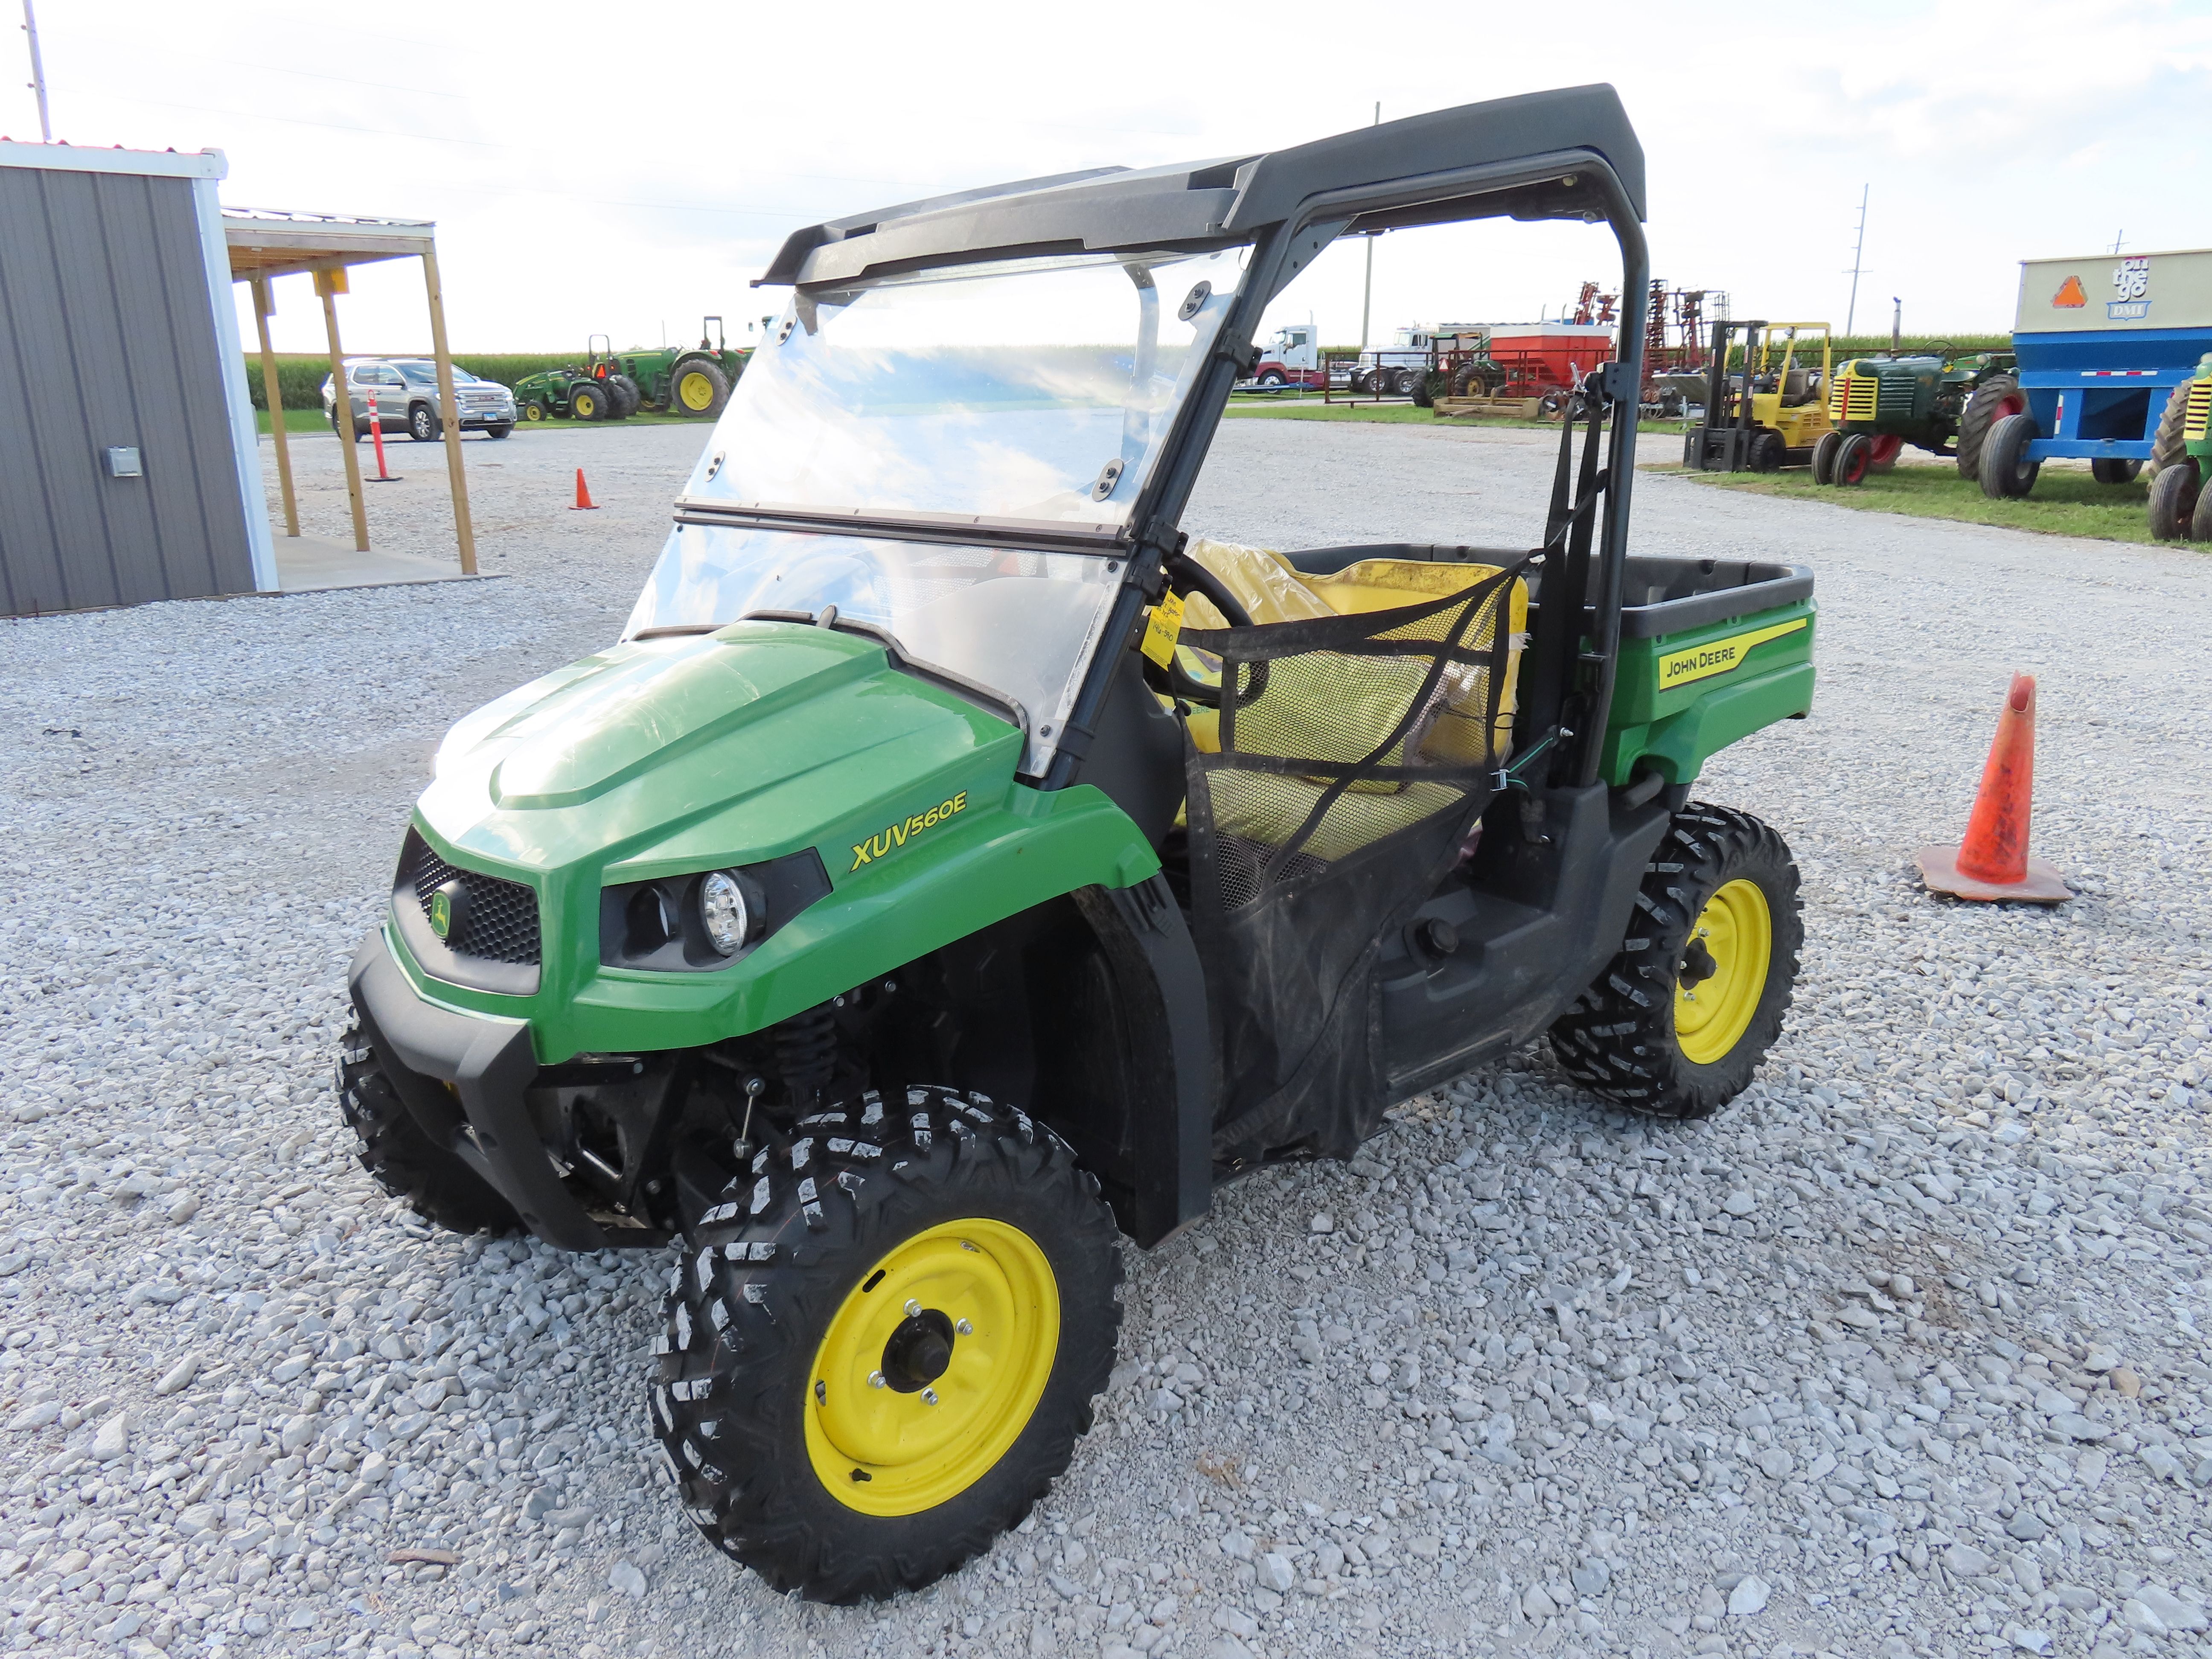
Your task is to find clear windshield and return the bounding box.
[679,246,1247,527]
[624,525,1121,776]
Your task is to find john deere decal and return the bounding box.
[850,792,969,872]
[429,888,452,939]
[1656,618,1810,692]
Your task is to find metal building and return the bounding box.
[0,142,273,617]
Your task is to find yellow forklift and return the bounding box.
[1684,319,1836,471]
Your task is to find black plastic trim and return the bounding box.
[349,929,606,1251]
[600,848,832,973]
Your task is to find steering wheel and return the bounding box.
[1142,550,1270,709]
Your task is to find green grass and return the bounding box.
[1651,460,2170,545]
[256,408,332,434]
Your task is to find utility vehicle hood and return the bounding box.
[415,621,1023,879]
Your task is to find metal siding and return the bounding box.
[0,163,255,616]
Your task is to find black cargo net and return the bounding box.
[1181,561,1527,1166]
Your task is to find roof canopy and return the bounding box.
[760,85,1644,289]
[222,206,434,280]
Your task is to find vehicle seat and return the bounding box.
[1162,539,1528,859]
[1781,368,1820,406]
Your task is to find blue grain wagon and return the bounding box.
[1978,247,2212,498]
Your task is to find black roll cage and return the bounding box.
[739,85,1650,795]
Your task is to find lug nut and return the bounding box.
[955,1318,973,1336]
[921,1388,939,1406]
[904,1299,922,1318]
[868,1371,885,1389]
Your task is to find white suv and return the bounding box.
[321,358,516,441]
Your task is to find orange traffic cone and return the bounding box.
[1914,672,2070,903]
[570,468,599,511]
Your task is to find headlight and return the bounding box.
[699,870,752,956]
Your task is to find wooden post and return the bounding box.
[250,276,300,538]
[421,246,478,575]
[317,267,370,554]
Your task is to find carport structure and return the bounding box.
[223,207,477,574]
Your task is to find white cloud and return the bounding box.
[3,0,2206,354]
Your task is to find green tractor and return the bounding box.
[608,315,756,418]
[512,341,632,425]
[1812,349,2022,485]
[338,89,1817,1603]
[2147,357,2212,540]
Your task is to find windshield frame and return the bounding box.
[674,245,1250,550]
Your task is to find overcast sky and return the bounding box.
[8,0,2210,358]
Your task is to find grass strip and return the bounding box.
[1647,462,2171,546]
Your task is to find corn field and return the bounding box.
[239,353,581,412]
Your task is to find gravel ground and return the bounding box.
[3,417,2211,1659]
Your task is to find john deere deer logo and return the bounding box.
[429,889,452,939]
[2052,275,2087,309]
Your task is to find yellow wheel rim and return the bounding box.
[678,370,715,410]
[524,403,544,421]
[1673,877,1773,1065]
[573,391,597,417]
[805,1218,1058,1517]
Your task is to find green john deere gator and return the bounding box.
[339,86,1817,1603]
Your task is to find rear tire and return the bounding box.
[2090,457,2142,484]
[652,1086,1122,1603]
[2148,460,2200,540]
[671,359,731,418]
[1979,411,2040,498]
[336,1015,520,1235]
[1548,804,1802,1120]
[2151,383,2191,477]
[408,404,440,443]
[1811,431,1842,485]
[606,374,642,419]
[1955,373,2024,479]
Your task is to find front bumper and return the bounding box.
[349,927,608,1251]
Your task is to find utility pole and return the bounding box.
[1844,184,1869,336]
[21,0,52,143]
[1358,101,1379,352]
[2111,230,2126,255]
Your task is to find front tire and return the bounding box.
[2090,457,2142,484]
[1811,430,1842,484]
[485,422,514,440]
[652,1086,1122,1603]
[2148,460,2200,540]
[1834,432,1872,486]
[1979,410,2039,498]
[408,404,439,443]
[336,1015,520,1234]
[569,381,610,422]
[1548,804,1802,1120]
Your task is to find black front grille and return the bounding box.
[403,830,541,966]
